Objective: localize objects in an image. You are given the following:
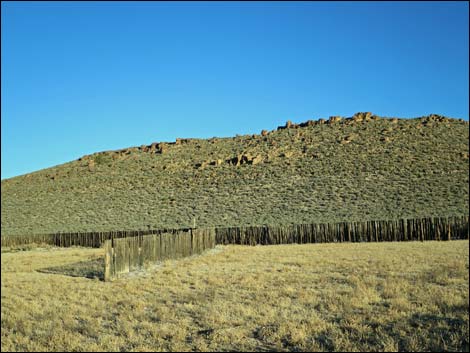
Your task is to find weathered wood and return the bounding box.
[104,240,112,281]
[103,228,218,280]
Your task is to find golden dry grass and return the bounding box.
[1,241,469,352]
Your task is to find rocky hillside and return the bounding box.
[1,113,468,236]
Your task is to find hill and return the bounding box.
[1,113,468,236]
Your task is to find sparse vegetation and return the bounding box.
[1,241,468,351]
[1,114,468,235]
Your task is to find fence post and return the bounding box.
[104,240,111,281]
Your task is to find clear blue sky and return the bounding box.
[1,1,468,180]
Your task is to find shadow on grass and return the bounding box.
[37,257,104,281]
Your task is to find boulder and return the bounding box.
[329,116,343,123]
[352,112,372,122]
[229,154,242,166]
[149,142,159,153]
[278,120,296,130]
[159,143,168,154]
[299,120,315,127]
[227,152,263,166]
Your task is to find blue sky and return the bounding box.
[1,1,468,179]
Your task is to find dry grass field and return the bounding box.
[1,241,469,352]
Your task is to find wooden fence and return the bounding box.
[0,228,191,248]
[104,228,216,281]
[215,216,469,245]
[2,216,467,281]
[1,216,468,249]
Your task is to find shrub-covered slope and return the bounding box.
[1,113,468,235]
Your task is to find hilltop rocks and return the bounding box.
[298,120,316,127]
[78,139,174,163]
[278,120,295,130]
[425,114,448,122]
[261,130,268,136]
[152,143,168,154]
[227,153,264,166]
[328,116,343,124]
[275,115,360,130]
[421,114,451,125]
[176,138,194,145]
[195,153,265,169]
[111,150,125,160]
[342,112,382,124]
[138,142,168,154]
[278,119,324,130]
[159,143,168,154]
[148,143,158,153]
[352,112,373,122]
